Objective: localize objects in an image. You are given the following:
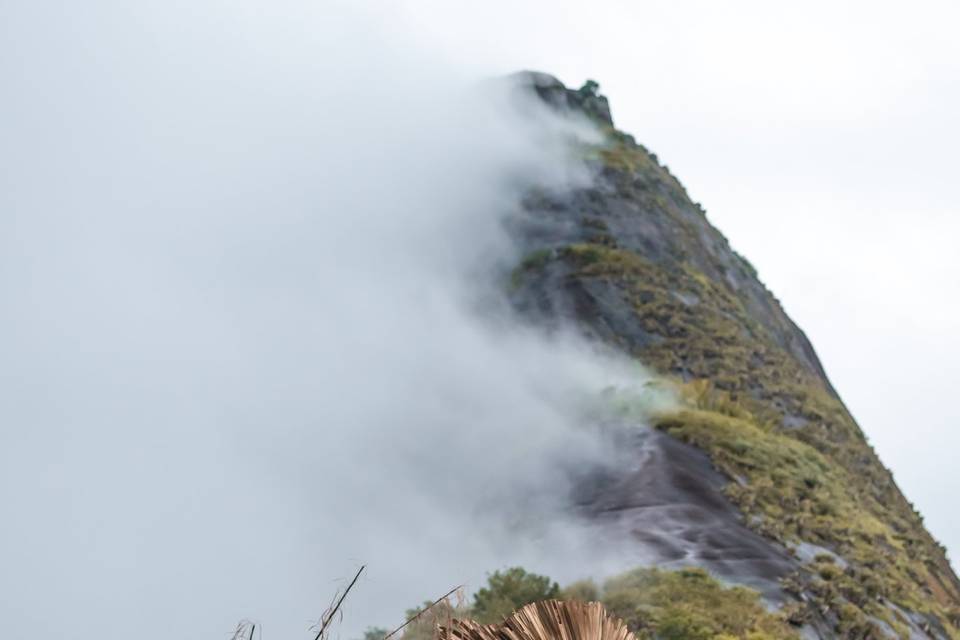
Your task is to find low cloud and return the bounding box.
[0,3,666,638]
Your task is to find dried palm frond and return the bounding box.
[438,600,635,640]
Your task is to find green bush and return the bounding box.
[472,567,560,623]
[579,80,600,96]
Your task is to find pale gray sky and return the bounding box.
[2,1,958,637]
[387,0,960,565]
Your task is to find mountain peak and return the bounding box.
[505,73,960,638]
[509,71,614,126]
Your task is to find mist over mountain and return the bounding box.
[1,5,661,637]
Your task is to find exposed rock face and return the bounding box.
[571,425,798,602]
[506,72,960,639]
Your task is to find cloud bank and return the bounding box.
[1,3,655,637]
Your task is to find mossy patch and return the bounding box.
[509,248,554,290]
[564,567,799,640]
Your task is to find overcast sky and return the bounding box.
[2,1,959,636]
[384,0,960,564]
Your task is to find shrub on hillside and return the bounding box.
[472,567,560,623]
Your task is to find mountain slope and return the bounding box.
[507,72,960,639]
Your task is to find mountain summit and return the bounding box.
[506,72,960,639]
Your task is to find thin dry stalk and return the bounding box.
[313,565,366,640]
[382,585,464,640]
[230,620,257,640]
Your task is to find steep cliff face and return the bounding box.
[507,72,960,638]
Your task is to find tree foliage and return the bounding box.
[472,567,560,623]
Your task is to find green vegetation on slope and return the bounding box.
[507,85,959,636]
[550,238,960,636]
[400,568,559,640]
[402,566,797,640]
[568,566,799,640]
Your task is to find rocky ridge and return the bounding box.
[506,72,960,639]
